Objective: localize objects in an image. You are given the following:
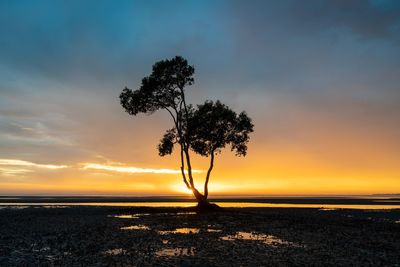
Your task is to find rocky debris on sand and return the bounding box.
[0,206,399,266]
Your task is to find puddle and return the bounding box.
[395,220,400,224]
[114,215,140,219]
[320,208,337,211]
[32,246,51,252]
[104,248,126,255]
[158,228,199,235]
[0,205,69,210]
[220,232,299,246]
[120,225,150,230]
[175,228,199,234]
[176,212,197,215]
[42,205,69,209]
[158,227,220,234]
[155,247,195,257]
[110,213,150,219]
[207,229,222,233]
[130,213,150,216]
[0,206,30,209]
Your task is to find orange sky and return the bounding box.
[1,1,400,196]
[1,93,399,196]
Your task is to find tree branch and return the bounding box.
[180,145,191,190]
[163,106,177,126]
[160,104,191,190]
[178,86,196,188]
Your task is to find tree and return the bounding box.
[120,56,254,208]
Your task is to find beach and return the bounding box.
[1,204,399,266]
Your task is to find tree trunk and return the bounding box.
[203,151,215,199]
[183,147,195,188]
[191,181,220,211]
[180,160,219,210]
[192,187,206,202]
[179,145,190,189]
[196,198,220,210]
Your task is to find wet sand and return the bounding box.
[0,206,399,266]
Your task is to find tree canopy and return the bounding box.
[120,56,254,207]
[120,56,193,116]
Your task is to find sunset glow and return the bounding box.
[0,159,67,169]
[1,0,399,196]
[82,163,202,174]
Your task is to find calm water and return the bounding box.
[0,202,399,209]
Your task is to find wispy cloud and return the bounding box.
[0,159,68,169]
[0,167,32,176]
[0,120,76,147]
[82,163,202,174]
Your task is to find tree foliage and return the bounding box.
[120,56,194,115]
[189,100,253,157]
[158,128,176,156]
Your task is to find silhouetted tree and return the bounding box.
[120,56,254,208]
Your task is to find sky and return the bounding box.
[0,0,400,196]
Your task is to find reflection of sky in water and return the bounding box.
[207,229,222,233]
[221,232,301,247]
[113,214,139,219]
[104,248,126,255]
[120,225,150,230]
[158,228,200,235]
[155,247,195,257]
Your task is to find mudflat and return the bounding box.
[1,206,399,266]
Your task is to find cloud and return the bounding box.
[0,159,67,169]
[0,159,67,177]
[82,163,202,174]
[229,0,400,42]
[0,167,32,176]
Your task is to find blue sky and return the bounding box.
[0,0,400,195]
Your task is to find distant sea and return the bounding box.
[0,195,399,210]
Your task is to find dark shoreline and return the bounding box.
[1,206,400,266]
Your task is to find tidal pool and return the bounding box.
[158,228,200,235]
[104,248,126,255]
[155,247,195,257]
[114,214,140,219]
[120,225,150,230]
[220,231,299,247]
[207,229,222,233]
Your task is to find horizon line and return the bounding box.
[0,193,399,198]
